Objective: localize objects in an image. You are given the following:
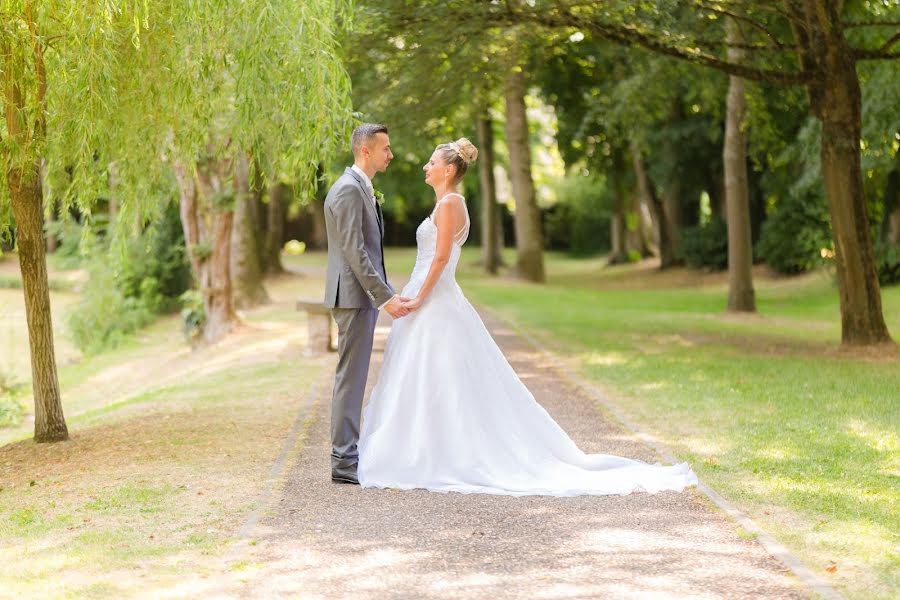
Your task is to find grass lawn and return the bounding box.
[400,246,896,600]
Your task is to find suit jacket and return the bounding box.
[323,167,394,309]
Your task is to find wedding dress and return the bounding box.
[357,193,697,496]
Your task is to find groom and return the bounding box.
[323,123,408,485]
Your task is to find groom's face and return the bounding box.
[366,133,393,174]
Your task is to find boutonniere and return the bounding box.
[373,189,385,206]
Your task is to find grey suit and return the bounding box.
[324,167,394,473]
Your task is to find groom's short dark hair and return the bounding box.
[352,123,389,156]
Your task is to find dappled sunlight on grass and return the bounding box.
[845,419,899,456]
[583,351,628,366]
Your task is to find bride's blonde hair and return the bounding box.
[436,138,478,183]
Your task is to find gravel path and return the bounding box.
[234,310,808,599]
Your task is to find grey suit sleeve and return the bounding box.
[329,184,394,308]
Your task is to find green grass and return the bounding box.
[376,247,899,599]
[0,274,76,292]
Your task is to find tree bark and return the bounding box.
[626,191,652,258]
[609,150,629,264]
[231,153,269,308]
[724,19,756,312]
[476,114,502,274]
[8,165,68,442]
[659,180,682,269]
[264,183,289,271]
[173,157,239,344]
[630,143,664,260]
[803,11,890,344]
[658,102,687,269]
[504,69,545,282]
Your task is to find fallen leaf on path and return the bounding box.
[825,562,838,573]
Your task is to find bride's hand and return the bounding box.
[401,296,423,312]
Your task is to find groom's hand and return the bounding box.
[384,296,409,318]
[400,296,423,312]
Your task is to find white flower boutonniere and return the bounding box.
[373,189,385,206]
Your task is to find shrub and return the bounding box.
[179,290,205,343]
[680,217,729,270]
[68,262,157,354]
[45,217,89,270]
[757,192,832,274]
[544,173,610,256]
[116,203,192,313]
[0,370,26,428]
[68,202,191,353]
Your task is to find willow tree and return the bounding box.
[140,0,352,341]
[0,0,352,442]
[0,3,145,442]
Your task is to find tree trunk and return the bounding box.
[504,69,545,283]
[805,31,890,344]
[264,183,289,271]
[476,114,502,274]
[724,19,756,312]
[231,153,269,308]
[626,191,652,257]
[630,143,664,260]
[7,164,68,442]
[609,156,628,264]
[659,181,682,268]
[173,157,239,344]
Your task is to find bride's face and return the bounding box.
[423,151,452,187]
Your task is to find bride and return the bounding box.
[357,138,697,496]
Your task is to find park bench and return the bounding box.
[296,299,337,354]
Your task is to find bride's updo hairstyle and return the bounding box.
[436,138,478,183]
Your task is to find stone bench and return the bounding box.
[296,299,337,354]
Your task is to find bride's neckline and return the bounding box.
[429,192,466,223]
[438,192,465,203]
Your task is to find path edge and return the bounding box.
[480,305,844,600]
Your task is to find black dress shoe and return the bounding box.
[331,469,359,485]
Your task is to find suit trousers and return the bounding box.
[330,307,379,470]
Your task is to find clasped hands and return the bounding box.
[384,295,424,318]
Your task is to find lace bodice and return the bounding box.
[409,194,470,287]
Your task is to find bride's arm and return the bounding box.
[405,201,460,309]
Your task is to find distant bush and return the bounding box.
[69,202,191,354]
[680,217,728,270]
[757,193,832,274]
[68,262,157,354]
[45,217,88,270]
[874,241,900,286]
[179,289,205,343]
[544,173,610,255]
[0,370,26,428]
[116,204,192,314]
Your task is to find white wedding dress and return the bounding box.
[357,193,697,496]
